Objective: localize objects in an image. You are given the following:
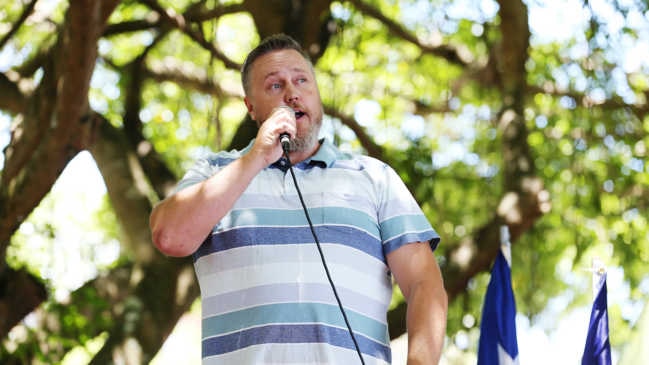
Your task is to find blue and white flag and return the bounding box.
[477,226,519,365]
[581,272,611,365]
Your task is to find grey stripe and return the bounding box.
[195,243,387,278]
[201,282,389,322]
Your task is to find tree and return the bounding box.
[1,0,647,363]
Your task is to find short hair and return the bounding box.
[241,34,312,95]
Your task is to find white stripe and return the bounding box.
[381,199,430,222]
[497,343,520,365]
[202,343,390,365]
[244,168,379,210]
[235,192,376,217]
[195,243,386,277]
[197,260,392,305]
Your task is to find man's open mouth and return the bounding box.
[295,111,306,119]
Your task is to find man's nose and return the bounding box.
[285,85,299,103]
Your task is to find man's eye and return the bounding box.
[271,83,281,89]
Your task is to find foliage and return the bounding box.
[0,0,648,363]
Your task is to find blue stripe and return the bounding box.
[202,324,391,362]
[383,230,440,254]
[193,226,384,262]
[206,154,238,166]
[202,303,388,343]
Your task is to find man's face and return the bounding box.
[244,49,324,152]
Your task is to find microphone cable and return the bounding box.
[282,145,366,365]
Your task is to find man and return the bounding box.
[150,34,447,364]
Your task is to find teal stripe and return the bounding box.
[202,302,388,344]
[321,207,378,234]
[380,214,432,241]
[229,207,379,236]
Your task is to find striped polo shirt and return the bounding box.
[176,139,440,364]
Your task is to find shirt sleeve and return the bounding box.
[173,145,250,195]
[376,163,440,255]
[172,158,211,194]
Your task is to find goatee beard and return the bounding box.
[287,121,321,153]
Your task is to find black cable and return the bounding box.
[282,147,366,365]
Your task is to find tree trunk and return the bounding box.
[0,0,119,339]
[88,118,200,363]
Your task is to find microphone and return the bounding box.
[279,133,291,152]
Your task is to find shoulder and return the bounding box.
[202,149,244,167]
[325,142,388,173]
[334,153,395,183]
[174,143,251,193]
[196,140,254,169]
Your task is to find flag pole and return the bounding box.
[591,258,605,298]
[500,225,511,266]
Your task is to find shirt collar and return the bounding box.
[307,138,336,167]
[255,138,337,171]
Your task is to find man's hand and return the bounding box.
[250,106,296,165]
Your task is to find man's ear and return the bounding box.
[244,97,256,121]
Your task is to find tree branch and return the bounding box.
[144,58,243,98]
[0,0,37,50]
[104,3,245,37]
[0,267,46,338]
[323,104,386,161]
[122,39,185,199]
[346,0,472,67]
[0,72,26,115]
[526,84,649,119]
[184,2,246,22]
[138,0,241,70]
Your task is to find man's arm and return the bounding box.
[149,151,269,257]
[386,242,448,365]
[150,108,296,257]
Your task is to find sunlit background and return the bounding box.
[1,0,648,363]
